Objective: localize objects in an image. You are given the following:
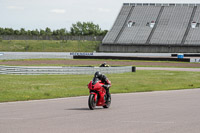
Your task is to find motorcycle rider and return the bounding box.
[99,62,109,67]
[94,71,111,101]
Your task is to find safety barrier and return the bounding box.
[74,55,190,62]
[0,66,133,75]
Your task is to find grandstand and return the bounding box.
[100,3,200,53]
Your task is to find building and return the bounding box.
[100,3,200,53]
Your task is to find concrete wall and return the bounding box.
[99,44,200,53]
[0,52,73,60]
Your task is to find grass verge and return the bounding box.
[0,70,200,102]
[0,40,100,52]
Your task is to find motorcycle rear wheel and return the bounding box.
[88,94,96,110]
[103,93,111,108]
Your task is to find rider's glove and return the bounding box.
[102,85,109,89]
[102,85,106,88]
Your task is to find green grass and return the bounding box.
[0,70,200,102]
[0,40,100,52]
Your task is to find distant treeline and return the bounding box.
[0,22,108,36]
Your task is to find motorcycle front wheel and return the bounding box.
[88,94,96,110]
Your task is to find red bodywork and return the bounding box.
[88,80,107,106]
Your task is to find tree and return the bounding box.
[70,21,82,35]
[45,27,52,36]
[59,28,67,36]
[31,29,39,36]
[0,28,4,35]
[100,30,108,36]
[70,21,102,36]
[20,28,27,35]
[70,27,75,35]
[27,30,32,35]
[39,29,46,36]
[14,30,20,35]
[86,22,101,35]
[52,30,59,36]
[0,25,108,36]
[4,28,14,35]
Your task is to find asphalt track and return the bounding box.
[0,89,200,133]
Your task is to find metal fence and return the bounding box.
[0,66,132,75]
[0,35,104,41]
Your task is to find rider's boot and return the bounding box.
[106,88,111,102]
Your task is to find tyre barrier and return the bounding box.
[73,55,190,62]
[0,66,135,75]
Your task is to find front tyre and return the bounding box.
[103,93,111,108]
[88,94,96,110]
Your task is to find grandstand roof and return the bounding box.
[123,3,200,6]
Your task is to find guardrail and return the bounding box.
[0,66,133,75]
[0,52,73,60]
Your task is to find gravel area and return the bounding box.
[0,59,200,67]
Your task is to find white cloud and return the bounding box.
[7,6,24,10]
[97,8,110,13]
[50,9,66,14]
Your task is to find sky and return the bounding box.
[0,0,200,31]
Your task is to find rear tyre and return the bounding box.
[103,93,111,108]
[88,94,96,110]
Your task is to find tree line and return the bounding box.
[0,22,108,36]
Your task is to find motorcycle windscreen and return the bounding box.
[92,77,99,85]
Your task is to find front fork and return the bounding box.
[90,92,98,103]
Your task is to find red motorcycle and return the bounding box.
[88,77,111,110]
